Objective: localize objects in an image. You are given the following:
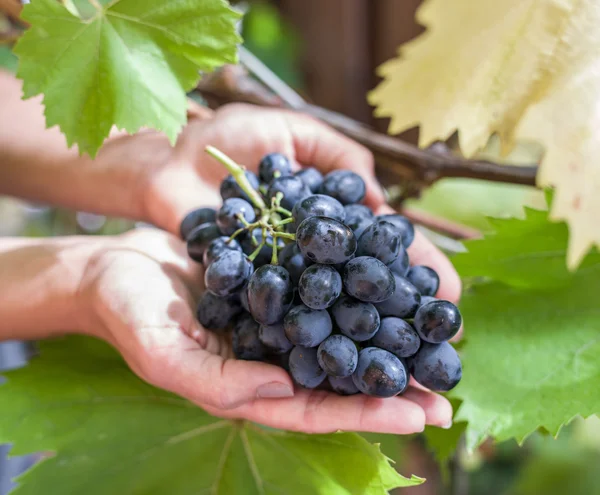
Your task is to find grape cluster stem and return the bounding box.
[205,145,296,265]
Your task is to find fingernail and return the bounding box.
[442,420,453,429]
[256,382,294,399]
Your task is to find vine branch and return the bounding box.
[195,63,538,196]
[0,0,25,24]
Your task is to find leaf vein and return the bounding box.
[241,428,265,495]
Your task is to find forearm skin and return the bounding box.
[0,70,172,222]
[0,237,99,341]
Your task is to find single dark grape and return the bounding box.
[296,216,357,264]
[247,265,294,325]
[319,170,366,205]
[289,346,326,389]
[331,295,380,341]
[216,198,256,236]
[376,214,415,248]
[413,300,462,343]
[196,291,241,330]
[186,223,221,262]
[356,220,402,265]
[388,246,410,277]
[375,274,421,318]
[267,176,312,210]
[352,347,409,398]
[292,194,346,227]
[317,335,358,377]
[284,304,332,347]
[220,171,260,203]
[331,255,354,274]
[409,341,462,392]
[295,167,324,193]
[407,265,440,297]
[204,250,253,297]
[419,295,437,307]
[240,285,251,312]
[259,322,293,354]
[233,313,268,361]
[241,229,285,268]
[343,204,374,233]
[371,317,421,358]
[259,153,293,183]
[298,264,342,310]
[353,221,372,240]
[279,243,313,285]
[328,376,359,395]
[180,207,216,240]
[202,236,242,267]
[342,256,395,303]
[273,350,292,372]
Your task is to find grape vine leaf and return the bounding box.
[368,0,600,268]
[450,261,600,451]
[422,399,466,481]
[452,206,600,289]
[510,432,600,495]
[13,0,241,157]
[0,336,422,495]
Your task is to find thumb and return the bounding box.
[146,165,221,237]
[281,111,387,209]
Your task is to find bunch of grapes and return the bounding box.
[181,146,462,398]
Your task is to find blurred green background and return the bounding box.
[0,1,586,495]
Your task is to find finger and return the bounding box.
[401,387,453,428]
[376,205,462,304]
[146,164,222,237]
[98,252,294,411]
[202,387,426,435]
[280,111,387,209]
[146,328,295,411]
[409,230,462,303]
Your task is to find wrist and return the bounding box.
[0,237,109,341]
[90,131,175,224]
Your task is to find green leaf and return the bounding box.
[450,267,600,450]
[13,0,241,157]
[0,45,18,73]
[510,428,600,495]
[360,433,407,463]
[422,399,466,481]
[0,336,422,494]
[406,179,545,232]
[367,0,600,268]
[453,206,600,289]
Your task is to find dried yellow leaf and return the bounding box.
[369,0,600,267]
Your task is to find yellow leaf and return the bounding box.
[369,0,600,267]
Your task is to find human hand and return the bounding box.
[129,103,461,304]
[78,228,453,433]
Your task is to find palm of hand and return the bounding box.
[81,229,452,434]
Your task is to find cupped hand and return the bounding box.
[79,228,453,434]
[135,103,461,303]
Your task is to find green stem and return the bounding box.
[229,219,261,243]
[235,213,249,227]
[275,217,295,226]
[228,227,247,243]
[275,232,296,241]
[275,207,292,217]
[248,240,266,262]
[271,238,279,265]
[205,146,266,210]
